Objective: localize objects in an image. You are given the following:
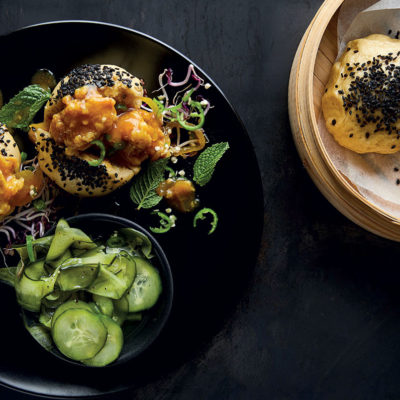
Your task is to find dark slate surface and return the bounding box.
[1,0,400,399]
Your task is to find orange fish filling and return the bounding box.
[110,109,169,168]
[0,156,24,216]
[48,86,169,169]
[49,86,117,154]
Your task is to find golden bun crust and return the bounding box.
[44,64,144,128]
[32,128,137,197]
[0,123,21,164]
[322,34,400,154]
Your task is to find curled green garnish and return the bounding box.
[87,140,106,167]
[149,211,173,234]
[193,208,218,234]
[107,233,126,248]
[33,199,46,211]
[177,101,205,131]
[115,103,128,112]
[26,235,36,262]
[165,166,176,177]
[21,152,27,163]
[108,141,126,157]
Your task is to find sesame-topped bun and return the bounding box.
[31,128,137,197]
[0,123,21,163]
[322,34,400,154]
[44,64,144,129]
[31,64,169,197]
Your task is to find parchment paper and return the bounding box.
[318,0,400,219]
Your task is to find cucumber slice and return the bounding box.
[0,267,18,287]
[88,254,136,299]
[78,245,105,258]
[13,235,54,262]
[15,265,61,312]
[39,307,54,328]
[24,260,46,280]
[52,308,107,361]
[51,299,93,328]
[47,249,72,270]
[47,219,96,261]
[57,264,99,291]
[42,290,72,309]
[82,315,123,367]
[112,295,129,326]
[126,257,162,312]
[93,294,114,317]
[119,228,152,259]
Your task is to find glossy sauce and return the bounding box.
[156,179,198,213]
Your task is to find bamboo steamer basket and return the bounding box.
[288,0,400,241]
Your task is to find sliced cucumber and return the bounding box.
[15,265,61,312]
[88,254,136,299]
[0,267,18,287]
[126,257,162,312]
[47,248,72,270]
[46,219,96,261]
[57,264,99,291]
[112,295,129,326]
[51,299,93,328]
[52,308,107,361]
[13,235,54,262]
[82,315,123,367]
[24,260,46,280]
[93,294,114,317]
[42,290,72,309]
[39,306,54,328]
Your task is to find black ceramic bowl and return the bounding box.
[0,21,263,398]
[37,213,173,367]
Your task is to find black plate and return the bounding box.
[0,21,263,398]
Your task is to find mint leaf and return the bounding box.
[193,142,229,186]
[130,158,169,209]
[0,85,50,131]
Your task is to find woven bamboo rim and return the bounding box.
[288,0,400,241]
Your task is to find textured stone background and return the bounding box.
[2,1,400,399]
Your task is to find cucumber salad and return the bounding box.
[0,218,162,367]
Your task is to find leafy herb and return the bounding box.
[149,211,173,234]
[33,199,46,211]
[0,85,50,131]
[130,158,169,209]
[193,207,218,234]
[193,142,229,186]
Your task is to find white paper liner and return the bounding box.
[318,0,400,219]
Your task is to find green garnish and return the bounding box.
[193,208,218,234]
[87,140,106,167]
[20,152,27,163]
[0,85,50,131]
[193,142,229,186]
[106,234,126,248]
[149,211,173,234]
[177,100,205,131]
[165,166,176,177]
[26,235,36,262]
[33,199,46,211]
[115,103,128,112]
[107,141,126,157]
[130,158,169,209]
